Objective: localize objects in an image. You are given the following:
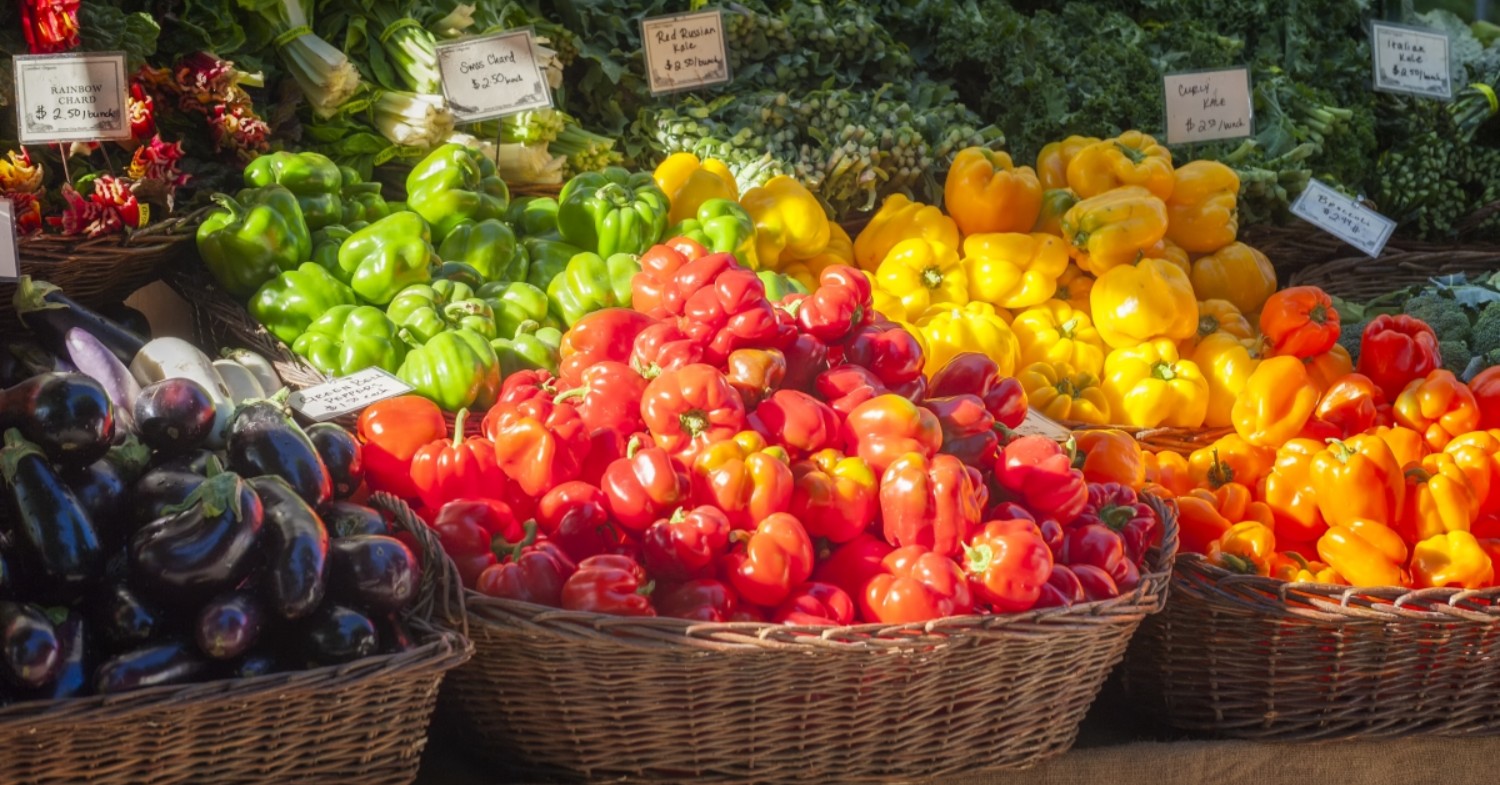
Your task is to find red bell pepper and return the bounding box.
[357,395,448,500]
[797,265,874,343]
[498,369,561,405]
[720,512,815,606]
[888,374,929,405]
[749,389,841,459]
[655,578,739,622]
[483,396,590,498]
[630,321,705,381]
[408,410,512,512]
[773,582,856,626]
[841,320,925,386]
[535,481,623,561]
[725,348,787,409]
[841,393,943,474]
[880,452,984,558]
[1073,483,1158,565]
[557,308,658,383]
[1059,523,1130,588]
[927,352,1029,428]
[561,554,656,616]
[780,332,831,393]
[923,394,999,469]
[1312,373,1384,439]
[993,435,1088,524]
[475,522,578,606]
[790,449,880,543]
[678,266,781,364]
[1357,314,1442,401]
[431,498,522,588]
[641,364,748,460]
[863,546,974,623]
[599,436,691,533]
[815,365,887,418]
[963,519,1054,612]
[1037,518,1065,559]
[1071,563,1120,601]
[1033,564,1087,609]
[632,237,711,318]
[642,505,733,582]
[552,360,648,436]
[812,533,892,606]
[580,427,629,487]
[659,251,737,316]
[690,431,794,530]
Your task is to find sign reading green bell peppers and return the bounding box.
[288,367,414,422]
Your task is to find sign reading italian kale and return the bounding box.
[1371,22,1453,99]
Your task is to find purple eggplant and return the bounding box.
[129,471,264,603]
[135,378,217,454]
[0,602,61,690]
[16,610,88,701]
[94,640,208,694]
[301,605,378,665]
[322,501,389,538]
[306,423,363,499]
[327,535,420,614]
[66,327,142,434]
[13,277,146,367]
[93,581,171,653]
[63,437,151,548]
[132,449,216,525]
[249,476,329,621]
[0,373,116,466]
[1,430,105,600]
[226,395,330,508]
[195,591,264,660]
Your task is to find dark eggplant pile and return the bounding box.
[0,280,415,707]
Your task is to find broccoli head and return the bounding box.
[1338,319,1367,366]
[1438,339,1473,377]
[1474,302,1500,356]
[1403,293,1472,344]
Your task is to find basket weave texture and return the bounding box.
[1289,250,1500,302]
[0,492,471,785]
[1122,553,1500,741]
[439,496,1178,782]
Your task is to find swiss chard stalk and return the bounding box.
[244,0,362,117]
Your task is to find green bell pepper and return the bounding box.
[479,280,562,337]
[387,279,496,344]
[756,270,810,303]
[291,305,407,376]
[507,196,560,238]
[435,261,485,290]
[398,327,501,412]
[557,167,669,257]
[336,211,437,306]
[669,198,758,268]
[521,236,582,290]
[310,225,352,276]
[197,186,311,299]
[547,252,642,327]
[491,320,562,376]
[406,142,510,242]
[438,219,523,283]
[342,182,390,225]
[243,151,345,230]
[249,263,358,345]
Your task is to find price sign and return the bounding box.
[13,52,131,144]
[1291,179,1397,258]
[641,9,731,95]
[435,29,552,123]
[0,198,19,282]
[288,368,415,422]
[1371,21,1453,99]
[1163,67,1253,145]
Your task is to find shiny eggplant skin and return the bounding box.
[93,581,171,653]
[0,551,10,596]
[196,591,264,660]
[322,501,389,538]
[0,601,61,689]
[306,423,363,500]
[226,398,330,508]
[63,437,151,548]
[135,378,217,454]
[302,604,379,665]
[131,450,217,524]
[16,611,88,700]
[327,536,421,614]
[0,373,115,467]
[129,472,264,602]
[231,651,281,679]
[2,430,105,600]
[94,640,208,694]
[249,476,329,621]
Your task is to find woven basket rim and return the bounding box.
[19,205,209,253]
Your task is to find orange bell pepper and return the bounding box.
[944,148,1043,236]
[1144,450,1195,497]
[1065,130,1175,201]
[1189,242,1276,316]
[1270,551,1345,584]
[1073,429,1146,488]
[1191,332,1264,429]
[1260,286,1340,359]
[1178,493,1233,555]
[1445,438,1500,516]
[1317,519,1410,587]
[1261,438,1328,545]
[1165,161,1240,254]
[1303,345,1355,393]
[1052,263,1094,314]
[1397,453,1479,544]
[1231,355,1321,448]
[1371,425,1430,468]
[1036,135,1100,191]
[1393,369,1481,451]
[1312,373,1383,439]
[1191,483,1274,527]
[1471,366,1500,430]
[1310,435,1407,531]
[1189,434,1275,490]
[1208,521,1277,575]
[1411,531,1494,589]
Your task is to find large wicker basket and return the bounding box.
[1121,554,1500,741]
[1289,250,1500,300]
[439,497,1178,782]
[0,492,471,785]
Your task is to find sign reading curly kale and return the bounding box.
[1163,67,1254,145]
[1371,22,1453,100]
[436,29,553,123]
[642,9,731,95]
[13,52,130,144]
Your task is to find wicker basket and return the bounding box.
[1065,422,1234,456]
[509,181,564,199]
[1239,223,1353,280]
[439,497,1178,782]
[0,492,471,785]
[1121,553,1500,741]
[1288,250,1500,302]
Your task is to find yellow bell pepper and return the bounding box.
[1033,188,1079,237]
[1193,300,1255,344]
[871,284,908,324]
[1411,530,1494,589]
[1145,237,1191,275]
[1102,339,1209,428]
[1317,519,1410,587]
[792,221,854,267]
[1231,355,1321,448]
[1066,131,1176,201]
[1191,332,1264,428]
[944,147,1043,236]
[1061,186,1169,274]
[1398,453,1480,544]
[1012,301,1106,376]
[961,232,1069,310]
[1165,161,1240,253]
[1189,242,1277,316]
[1270,551,1345,584]
[1036,135,1101,191]
[915,302,1020,379]
[1188,435,1275,490]
[1090,257,1198,349]
[741,175,831,270]
[852,194,959,272]
[1304,345,1355,392]
[1208,521,1277,575]
[875,238,967,316]
[1053,263,1094,314]
[1018,361,1111,425]
[653,153,739,225]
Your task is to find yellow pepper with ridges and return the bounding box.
[791,221,854,268]
[1053,263,1094,314]
[1146,237,1191,275]
[1036,135,1100,191]
[1165,160,1239,253]
[1209,521,1277,575]
[1412,531,1493,589]
[944,147,1043,236]
[1066,131,1175,201]
[1090,256,1198,349]
[1190,242,1277,317]
[1061,186,1169,274]
[1193,299,1255,344]
[1398,453,1479,544]
[875,238,967,316]
[915,301,1020,379]
[740,175,830,270]
[961,231,1069,309]
[1017,361,1111,425]
[1191,332,1264,428]
[1012,301,1106,376]
[1231,355,1321,448]
[1101,339,1209,428]
[853,194,959,272]
[1033,188,1079,236]
[1317,519,1409,587]
[652,153,739,225]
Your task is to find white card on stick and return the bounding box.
[288,368,415,422]
[1163,67,1253,145]
[436,29,553,123]
[13,52,131,144]
[641,9,731,95]
[1291,179,1397,258]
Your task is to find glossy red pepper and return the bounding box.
[641,364,748,460]
[780,332,831,393]
[1357,314,1443,401]
[552,360,648,436]
[655,578,739,622]
[864,546,974,623]
[964,519,1054,612]
[993,435,1088,524]
[561,554,656,616]
[926,352,1028,428]
[632,237,711,318]
[749,389,842,459]
[409,410,512,512]
[535,481,629,563]
[483,396,591,497]
[1072,483,1158,565]
[923,394,999,469]
[642,505,734,582]
[889,374,929,404]
[725,348,787,409]
[431,498,522,588]
[797,265,874,343]
[628,321,705,381]
[812,533,892,607]
[690,431,794,530]
[1059,523,1130,589]
[841,320,925,386]
[790,449,879,543]
[815,365,888,417]
[1033,563,1087,609]
[557,308,658,383]
[498,369,561,405]
[678,263,781,364]
[773,582,856,626]
[880,452,984,558]
[720,512,815,606]
[1311,373,1384,439]
[580,427,630,487]
[841,393,944,474]
[476,522,577,606]
[1071,563,1120,601]
[600,436,691,533]
[357,396,448,500]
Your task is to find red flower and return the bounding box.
[5,192,44,235]
[0,150,43,194]
[50,185,119,237]
[20,0,81,54]
[127,82,157,143]
[91,175,145,230]
[208,104,270,163]
[128,136,191,194]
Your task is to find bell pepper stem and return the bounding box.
[963,542,993,574]
[679,410,709,436]
[554,386,589,406]
[493,518,539,562]
[625,434,644,459]
[451,409,469,448]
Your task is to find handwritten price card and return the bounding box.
[13,52,130,144]
[288,368,414,422]
[642,9,731,95]
[1291,179,1397,258]
[0,198,19,282]
[435,29,552,123]
[1372,22,1452,99]
[1163,67,1253,145]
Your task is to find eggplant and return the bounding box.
[220,349,282,398]
[301,605,379,665]
[306,423,363,500]
[14,277,147,367]
[135,378,217,454]
[231,651,281,679]
[93,581,171,653]
[376,614,415,655]
[212,359,266,404]
[64,437,151,547]
[249,476,330,621]
[131,453,216,525]
[0,340,56,388]
[0,602,61,689]
[195,591,264,660]
[129,471,264,602]
[226,395,331,508]
[129,338,235,447]
[17,611,88,701]
[0,551,10,596]
[1,430,105,600]
[327,535,421,614]
[95,302,152,340]
[94,640,208,694]
[0,373,116,466]
[66,328,142,435]
[322,501,389,538]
